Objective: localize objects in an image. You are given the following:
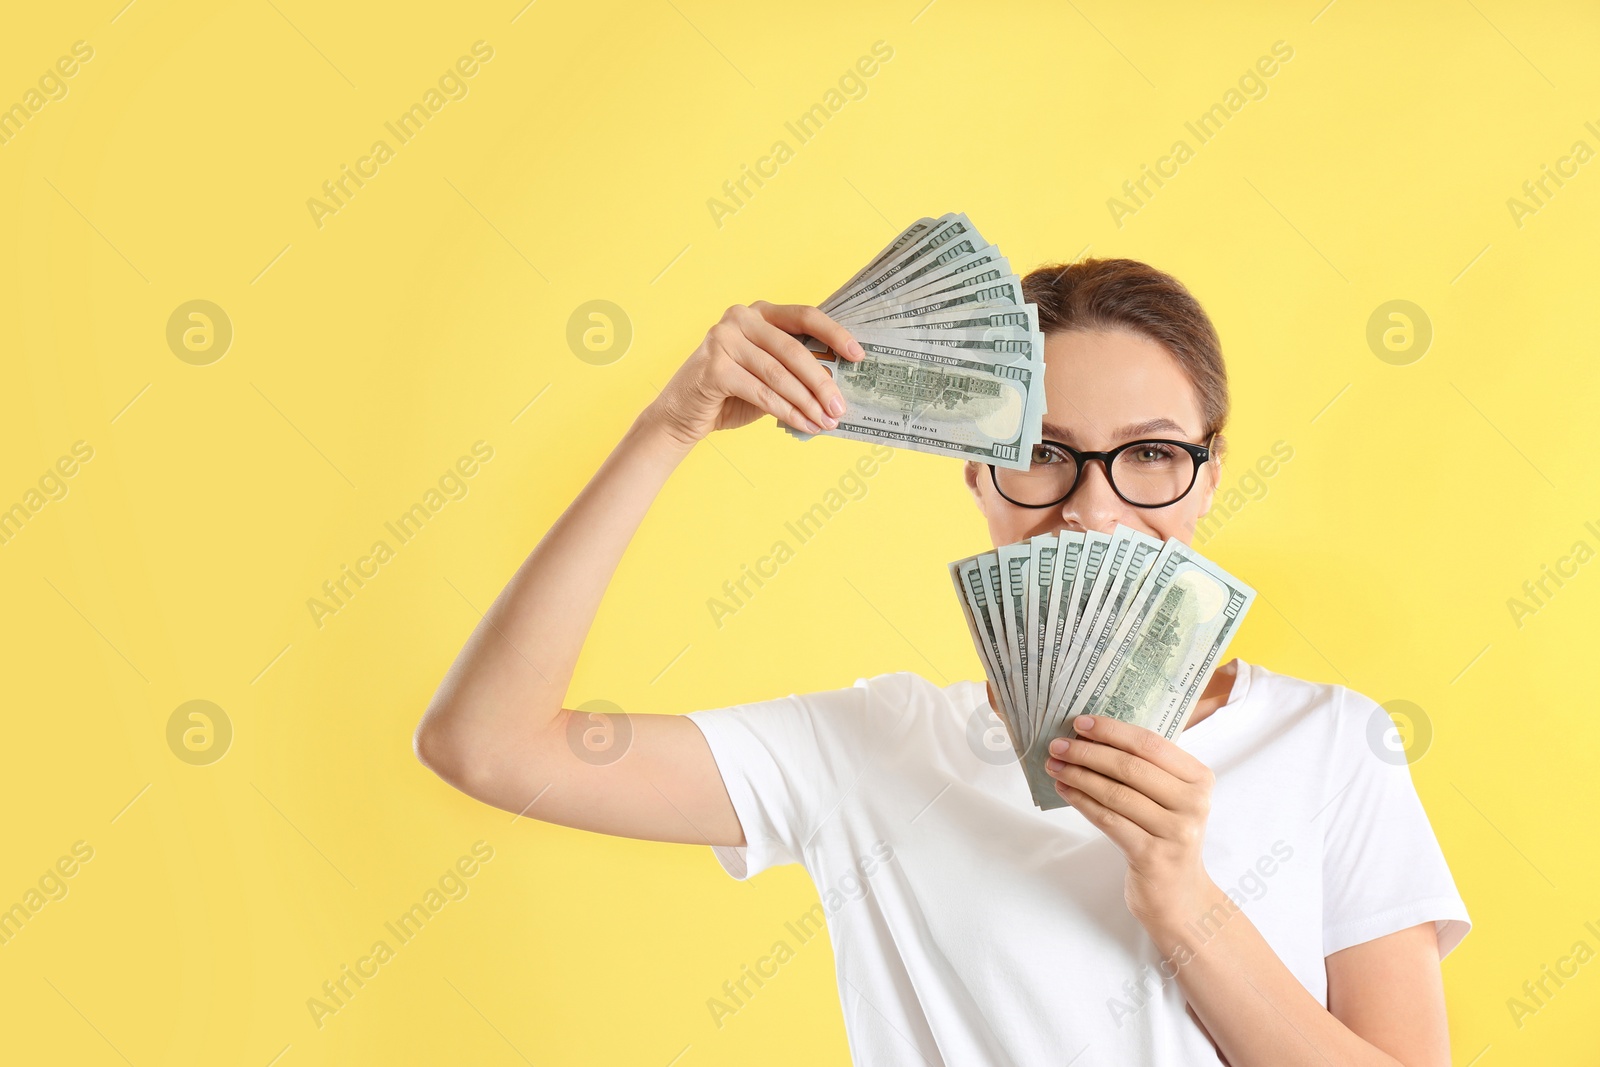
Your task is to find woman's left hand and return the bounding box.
[1045,714,1219,930]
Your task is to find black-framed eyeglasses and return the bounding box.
[988,431,1216,509]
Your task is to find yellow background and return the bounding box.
[2,0,1596,1063]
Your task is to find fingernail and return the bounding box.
[1050,738,1069,756]
[802,417,822,433]
[1076,716,1094,730]
[827,395,844,417]
[846,339,864,359]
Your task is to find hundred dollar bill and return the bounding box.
[853,275,1028,327]
[1038,530,1087,718]
[816,216,939,308]
[980,552,1024,734]
[806,264,1025,346]
[786,212,1046,468]
[1027,532,1063,749]
[949,554,1022,755]
[950,528,1254,812]
[830,238,1009,313]
[1039,529,1112,716]
[896,304,1039,332]
[849,326,1041,364]
[839,269,1024,328]
[1046,525,1164,729]
[996,542,1035,721]
[779,338,1045,470]
[1064,539,1257,742]
[821,213,977,313]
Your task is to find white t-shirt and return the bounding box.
[686,658,1471,1066]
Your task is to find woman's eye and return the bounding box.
[1032,446,1068,465]
[1133,445,1176,462]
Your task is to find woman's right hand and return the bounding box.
[644,301,866,450]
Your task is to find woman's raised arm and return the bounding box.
[412,302,862,845]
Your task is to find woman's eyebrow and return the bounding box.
[1041,417,1189,443]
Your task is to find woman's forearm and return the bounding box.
[413,408,694,782]
[1141,879,1405,1067]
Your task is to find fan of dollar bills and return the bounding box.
[949,525,1256,810]
[781,212,1046,471]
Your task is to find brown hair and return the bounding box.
[1022,258,1230,460]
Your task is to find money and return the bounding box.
[949,526,1256,811]
[781,212,1047,471]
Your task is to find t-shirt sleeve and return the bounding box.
[1320,687,1472,960]
[685,678,874,881]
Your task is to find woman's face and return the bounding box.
[964,328,1220,547]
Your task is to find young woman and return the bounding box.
[414,258,1471,1066]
